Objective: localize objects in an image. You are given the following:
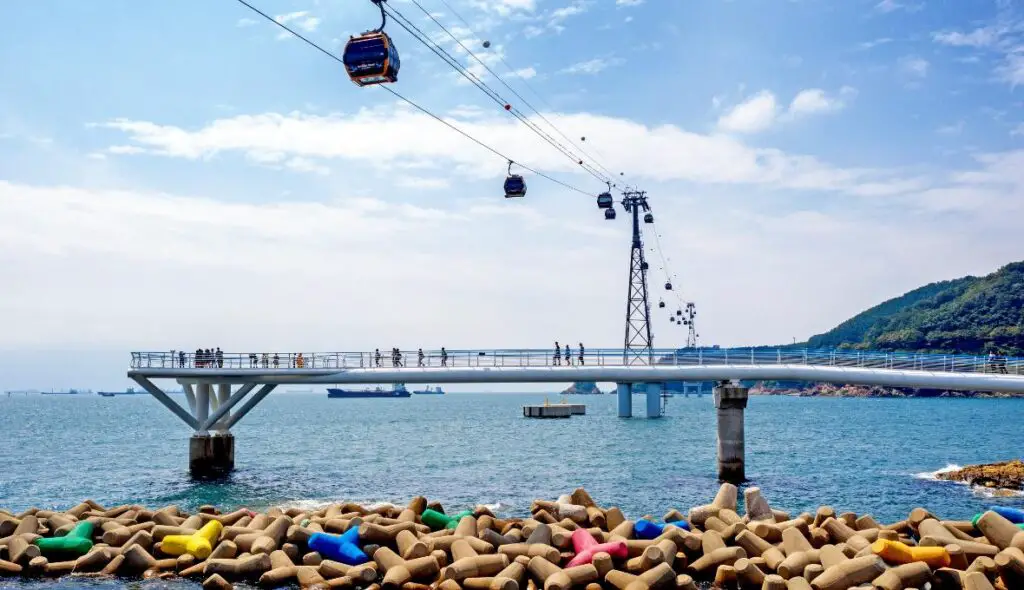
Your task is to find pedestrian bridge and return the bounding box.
[126,347,1024,478]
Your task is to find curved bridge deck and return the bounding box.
[126,347,1024,434]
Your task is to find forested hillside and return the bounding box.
[805,261,1024,355]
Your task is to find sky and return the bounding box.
[1,0,1023,391]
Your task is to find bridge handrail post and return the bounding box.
[803,349,808,364]
[777,349,781,364]
[674,350,678,365]
[751,348,754,364]
[725,348,728,365]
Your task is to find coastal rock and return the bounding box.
[560,382,603,395]
[750,382,1022,399]
[936,459,1024,491]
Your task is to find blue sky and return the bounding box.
[1,0,1023,390]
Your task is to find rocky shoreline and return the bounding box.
[937,460,1024,493]
[750,383,1023,399]
[2,485,1024,590]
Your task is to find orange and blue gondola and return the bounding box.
[343,31,400,86]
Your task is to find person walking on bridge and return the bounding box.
[553,342,561,366]
[178,350,186,368]
[375,349,381,367]
[565,343,572,366]
[578,343,584,366]
[418,348,424,367]
[441,347,448,367]
[216,347,223,368]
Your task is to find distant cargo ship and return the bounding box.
[413,386,445,395]
[41,388,91,395]
[97,387,143,397]
[327,384,410,398]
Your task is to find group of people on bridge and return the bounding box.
[553,342,585,366]
[988,351,1010,374]
[190,348,222,368]
[374,347,449,367]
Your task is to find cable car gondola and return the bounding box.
[658,300,665,308]
[342,0,401,87]
[665,282,673,290]
[597,192,613,209]
[644,213,654,224]
[676,310,682,316]
[604,208,616,220]
[504,160,526,198]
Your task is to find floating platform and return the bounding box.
[523,403,585,418]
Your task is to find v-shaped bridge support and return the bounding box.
[128,376,277,478]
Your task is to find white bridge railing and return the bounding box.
[129,348,1023,376]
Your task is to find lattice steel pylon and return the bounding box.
[683,302,698,349]
[622,190,654,365]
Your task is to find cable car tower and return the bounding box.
[683,302,699,349]
[620,189,654,365]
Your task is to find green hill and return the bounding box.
[805,261,1024,355]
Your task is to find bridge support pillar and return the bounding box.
[713,382,748,484]
[617,383,632,417]
[645,382,662,418]
[189,433,234,479]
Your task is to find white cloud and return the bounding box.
[472,0,536,16]
[95,107,925,194]
[717,91,778,134]
[936,121,965,136]
[236,17,257,28]
[523,26,545,38]
[560,58,621,75]
[1012,123,1024,137]
[899,55,930,78]
[550,1,589,21]
[396,176,452,189]
[274,10,320,33]
[874,0,923,13]
[996,52,1024,87]
[857,38,892,50]
[788,89,847,116]
[506,67,537,80]
[616,0,644,6]
[2,146,1022,370]
[932,27,1000,48]
[107,145,148,155]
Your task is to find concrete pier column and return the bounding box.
[189,433,234,478]
[713,382,749,483]
[617,383,632,417]
[645,382,662,418]
[196,383,210,432]
[216,384,231,431]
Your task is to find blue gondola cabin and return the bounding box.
[504,175,526,198]
[343,32,400,86]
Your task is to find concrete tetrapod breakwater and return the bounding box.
[1,487,1023,590]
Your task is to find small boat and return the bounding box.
[413,386,445,395]
[98,392,116,397]
[327,384,411,398]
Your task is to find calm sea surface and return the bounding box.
[1,392,1023,587]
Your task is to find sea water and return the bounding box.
[1,393,1023,587]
